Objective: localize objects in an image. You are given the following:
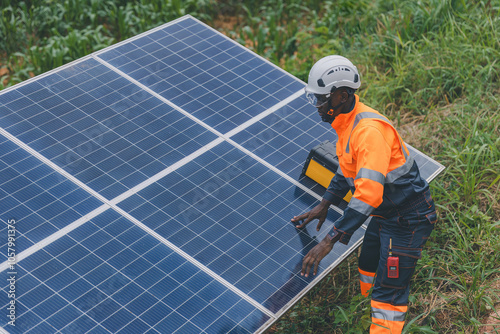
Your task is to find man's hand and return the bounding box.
[291,199,332,231]
[301,236,336,277]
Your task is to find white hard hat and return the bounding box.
[305,55,361,96]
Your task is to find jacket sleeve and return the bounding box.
[328,125,392,244]
[323,165,351,206]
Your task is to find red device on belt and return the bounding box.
[387,238,399,278]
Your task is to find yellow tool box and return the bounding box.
[301,140,353,202]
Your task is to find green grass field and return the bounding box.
[1,0,499,332]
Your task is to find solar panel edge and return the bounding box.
[0,16,191,100]
[254,236,365,334]
[183,15,308,88]
[405,143,446,183]
[94,14,306,90]
[0,56,97,99]
[92,15,195,61]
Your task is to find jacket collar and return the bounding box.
[330,94,359,135]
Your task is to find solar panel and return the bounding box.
[0,134,102,259]
[0,209,270,333]
[0,15,444,333]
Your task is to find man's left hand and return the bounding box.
[301,236,337,277]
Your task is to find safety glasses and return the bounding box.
[305,92,331,107]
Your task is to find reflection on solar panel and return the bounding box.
[0,15,444,333]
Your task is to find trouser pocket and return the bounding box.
[380,246,421,290]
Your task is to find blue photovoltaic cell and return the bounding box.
[0,57,218,200]
[0,209,269,333]
[231,95,335,181]
[0,134,102,257]
[97,17,304,133]
[118,141,362,312]
[406,145,441,182]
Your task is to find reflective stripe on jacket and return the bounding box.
[324,95,429,244]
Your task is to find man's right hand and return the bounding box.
[291,199,332,231]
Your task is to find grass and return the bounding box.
[1,0,499,332]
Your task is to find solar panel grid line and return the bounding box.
[0,151,81,223]
[223,137,344,215]
[108,137,224,206]
[0,204,109,273]
[0,135,274,321]
[114,141,354,324]
[92,55,345,215]
[92,55,225,138]
[69,222,202,333]
[0,62,136,194]
[108,203,276,320]
[94,17,304,133]
[88,16,192,70]
[223,90,304,138]
[2,86,145,200]
[97,38,271,128]
[93,15,301,104]
[0,58,214,199]
[93,42,300,143]
[0,125,111,212]
[0,55,96,102]
[6,214,223,334]
[131,149,313,291]
[0,205,272,333]
[1,136,284,332]
[1,209,272,334]
[89,62,343,214]
[9,225,145,333]
[0,132,223,273]
[93,31,268,123]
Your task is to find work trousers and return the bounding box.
[358,189,437,333]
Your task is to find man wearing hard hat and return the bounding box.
[292,55,437,333]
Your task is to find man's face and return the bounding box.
[317,90,343,123]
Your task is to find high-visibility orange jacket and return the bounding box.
[324,95,429,244]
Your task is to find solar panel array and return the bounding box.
[0,15,444,334]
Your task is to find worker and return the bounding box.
[291,55,437,333]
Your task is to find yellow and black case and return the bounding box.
[301,140,352,202]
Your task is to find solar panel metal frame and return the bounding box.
[0,14,445,334]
